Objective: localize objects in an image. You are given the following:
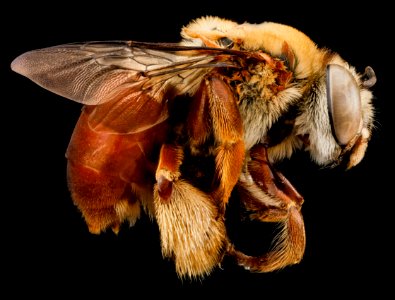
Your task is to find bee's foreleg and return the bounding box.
[230,144,306,272]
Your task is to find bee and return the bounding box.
[11,16,376,278]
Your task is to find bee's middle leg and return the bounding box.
[188,75,245,211]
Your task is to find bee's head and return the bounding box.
[295,55,376,169]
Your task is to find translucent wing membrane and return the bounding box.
[11,41,219,104]
[11,41,239,133]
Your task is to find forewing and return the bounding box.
[11,41,233,133]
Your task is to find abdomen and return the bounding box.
[65,106,168,233]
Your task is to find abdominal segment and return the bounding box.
[66,107,168,234]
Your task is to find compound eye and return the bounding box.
[326,64,362,146]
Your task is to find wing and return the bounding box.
[11,41,237,133]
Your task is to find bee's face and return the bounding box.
[294,55,375,168]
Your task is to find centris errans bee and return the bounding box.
[11,16,376,278]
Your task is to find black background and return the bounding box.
[3,1,392,296]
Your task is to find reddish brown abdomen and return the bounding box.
[66,107,168,233]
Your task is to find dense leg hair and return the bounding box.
[154,75,247,277]
[229,144,306,272]
[154,180,225,278]
[154,143,226,278]
[188,74,245,211]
